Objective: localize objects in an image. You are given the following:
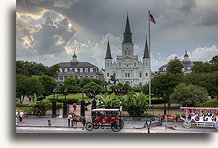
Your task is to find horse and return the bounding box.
[71,112,86,130]
[160,114,177,128]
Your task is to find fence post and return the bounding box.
[52,100,57,118]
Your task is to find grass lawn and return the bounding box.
[198,98,217,107]
[48,93,93,103]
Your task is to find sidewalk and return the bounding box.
[17,115,155,129]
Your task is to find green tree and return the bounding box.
[170,83,208,106]
[16,74,29,104]
[167,57,183,74]
[186,72,217,98]
[80,77,93,88]
[29,76,44,97]
[152,73,186,115]
[44,64,59,77]
[39,75,57,98]
[210,55,218,64]
[64,76,80,93]
[192,62,210,73]
[83,82,102,98]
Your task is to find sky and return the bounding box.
[16,0,218,71]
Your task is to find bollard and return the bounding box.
[48,120,51,127]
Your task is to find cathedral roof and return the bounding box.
[123,14,132,43]
[143,39,149,58]
[125,15,131,33]
[105,40,112,59]
[58,62,98,68]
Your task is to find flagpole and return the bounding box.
[148,10,151,106]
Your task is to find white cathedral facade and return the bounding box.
[104,14,150,86]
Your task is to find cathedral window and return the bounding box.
[128,73,130,77]
[59,76,63,81]
[119,62,121,67]
[146,73,148,77]
[140,73,142,77]
[134,62,136,66]
[107,73,109,77]
[125,73,127,77]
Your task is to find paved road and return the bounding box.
[16,115,217,133]
[16,123,217,133]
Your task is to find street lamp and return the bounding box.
[63,88,68,118]
[80,89,85,116]
[53,88,57,99]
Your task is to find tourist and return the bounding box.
[16,110,19,125]
[67,113,72,127]
[73,103,77,112]
[19,110,24,122]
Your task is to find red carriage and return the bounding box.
[86,108,124,132]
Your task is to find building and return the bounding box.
[104,14,150,86]
[157,50,195,75]
[57,53,104,82]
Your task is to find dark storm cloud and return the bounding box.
[16,0,218,70]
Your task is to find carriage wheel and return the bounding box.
[111,121,123,132]
[119,119,124,129]
[183,121,191,128]
[215,121,218,130]
[86,122,93,131]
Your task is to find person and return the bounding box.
[16,110,19,125]
[19,110,24,122]
[73,103,77,112]
[67,113,72,127]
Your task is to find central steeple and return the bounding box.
[123,12,132,43]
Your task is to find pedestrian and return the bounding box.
[67,113,72,127]
[16,110,19,125]
[73,103,77,112]
[19,110,24,122]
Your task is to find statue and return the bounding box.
[109,73,119,84]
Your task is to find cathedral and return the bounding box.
[104,14,150,86]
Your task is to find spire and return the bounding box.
[105,36,112,59]
[143,36,149,58]
[184,50,188,57]
[123,11,132,43]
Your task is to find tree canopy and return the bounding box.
[167,57,183,74]
[170,83,208,107]
[16,60,59,77]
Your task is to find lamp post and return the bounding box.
[80,89,85,116]
[63,88,68,118]
[53,88,57,99]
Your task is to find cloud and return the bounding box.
[53,0,80,9]
[151,45,217,71]
[16,10,76,59]
[189,45,217,62]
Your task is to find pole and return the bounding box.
[148,10,151,106]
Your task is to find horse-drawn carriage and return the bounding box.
[86,108,124,132]
[180,107,218,129]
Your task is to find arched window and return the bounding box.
[140,73,142,77]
